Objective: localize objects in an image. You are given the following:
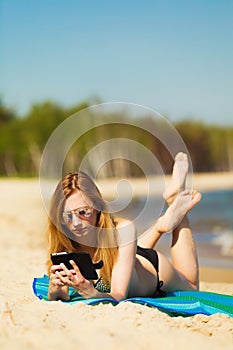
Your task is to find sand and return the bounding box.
[0,174,232,350]
[96,171,233,197]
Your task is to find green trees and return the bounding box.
[1,100,67,176]
[176,121,233,172]
[0,98,232,177]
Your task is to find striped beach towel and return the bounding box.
[33,275,233,317]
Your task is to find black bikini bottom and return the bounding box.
[136,246,166,297]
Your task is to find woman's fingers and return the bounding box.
[51,261,86,288]
[56,262,80,285]
[54,278,65,287]
[69,260,82,276]
[50,264,62,274]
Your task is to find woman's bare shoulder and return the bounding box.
[113,216,137,246]
[114,216,135,228]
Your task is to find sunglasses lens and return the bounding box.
[78,208,92,218]
[62,212,72,223]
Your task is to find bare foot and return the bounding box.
[164,152,189,205]
[158,190,202,233]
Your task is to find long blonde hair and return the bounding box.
[47,171,119,284]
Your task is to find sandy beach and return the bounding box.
[0,174,232,350]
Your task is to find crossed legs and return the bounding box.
[137,152,201,291]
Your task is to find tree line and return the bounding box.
[0,98,232,177]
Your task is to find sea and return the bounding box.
[118,189,233,269]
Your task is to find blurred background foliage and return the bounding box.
[0,98,232,177]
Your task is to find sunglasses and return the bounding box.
[62,206,94,224]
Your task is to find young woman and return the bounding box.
[47,153,202,301]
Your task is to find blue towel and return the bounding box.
[32,275,233,317]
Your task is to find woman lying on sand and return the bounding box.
[47,152,202,301]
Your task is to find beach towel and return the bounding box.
[33,275,233,317]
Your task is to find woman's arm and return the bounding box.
[107,219,137,300]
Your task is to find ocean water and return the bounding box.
[119,189,233,268]
[189,189,233,268]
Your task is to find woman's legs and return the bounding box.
[153,211,200,292]
[164,153,199,288]
[138,151,190,248]
[137,152,201,292]
[136,192,201,292]
[163,152,189,205]
[138,190,201,248]
[170,215,199,288]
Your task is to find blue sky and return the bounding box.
[1,0,233,125]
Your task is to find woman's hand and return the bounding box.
[55,260,97,299]
[48,265,70,300]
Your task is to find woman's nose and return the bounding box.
[72,213,82,226]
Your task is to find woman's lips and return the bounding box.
[72,228,87,236]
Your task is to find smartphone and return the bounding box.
[50,252,103,280]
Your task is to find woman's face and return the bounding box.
[62,190,98,239]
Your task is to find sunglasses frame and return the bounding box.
[62,206,94,224]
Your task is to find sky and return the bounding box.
[1,0,233,125]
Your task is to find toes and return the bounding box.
[180,189,190,196]
[189,190,202,200]
[174,152,188,162]
[188,191,202,210]
[193,191,202,203]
